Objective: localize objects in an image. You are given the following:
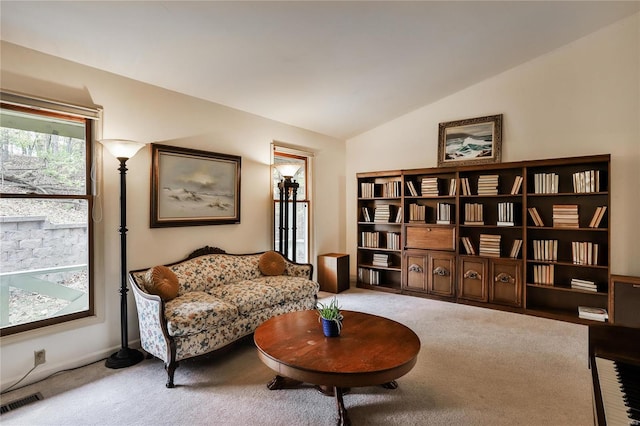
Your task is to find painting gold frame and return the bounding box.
[438,114,503,167]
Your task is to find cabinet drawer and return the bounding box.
[458,257,488,302]
[404,252,428,292]
[490,259,522,307]
[406,226,455,251]
[429,252,456,297]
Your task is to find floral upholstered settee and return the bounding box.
[129,246,318,388]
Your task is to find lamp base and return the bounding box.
[105,347,144,369]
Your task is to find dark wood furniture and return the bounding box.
[318,253,350,293]
[609,275,640,328]
[357,154,612,324]
[254,310,420,426]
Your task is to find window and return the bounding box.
[0,102,94,336]
[273,148,312,264]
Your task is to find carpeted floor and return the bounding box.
[1,288,593,425]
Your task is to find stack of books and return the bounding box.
[527,207,545,226]
[477,175,499,195]
[497,202,515,226]
[374,205,391,223]
[409,203,426,222]
[436,203,452,224]
[533,264,554,285]
[509,239,523,258]
[571,241,599,265]
[578,306,608,322]
[479,234,501,257]
[553,204,579,228]
[372,253,391,267]
[573,170,600,193]
[460,236,476,255]
[464,203,484,225]
[571,278,597,292]
[532,239,558,261]
[534,172,559,194]
[358,268,379,285]
[421,177,439,196]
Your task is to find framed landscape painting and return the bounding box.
[438,114,503,167]
[150,144,241,227]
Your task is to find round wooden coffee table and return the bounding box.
[254,310,420,426]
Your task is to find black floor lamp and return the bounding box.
[101,139,146,369]
[275,163,301,262]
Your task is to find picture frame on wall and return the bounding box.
[150,143,241,227]
[438,114,503,167]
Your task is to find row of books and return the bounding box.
[479,234,501,258]
[360,181,401,198]
[459,237,522,258]
[464,203,484,225]
[571,278,598,292]
[372,253,392,267]
[477,174,499,196]
[358,268,380,285]
[497,202,515,226]
[572,241,599,265]
[533,172,559,194]
[386,232,401,250]
[533,264,554,285]
[436,203,453,224]
[573,170,600,193]
[532,239,558,261]
[360,231,380,248]
[409,203,426,222]
[552,204,579,228]
[361,205,402,223]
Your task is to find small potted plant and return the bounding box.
[317,296,343,337]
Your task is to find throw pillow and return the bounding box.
[144,265,179,301]
[258,251,286,276]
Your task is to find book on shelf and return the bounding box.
[409,203,426,222]
[479,234,501,257]
[509,239,523,258]
[588,206,607,228]
[570,278,598,292]
[527,207,544,227]
[578,306,608,322]
[381,180,401,198]
[394,207,403,223]
[497,202,515,226]
[386,232,401,250]
[372,253,391,267]
[358,267,380,285]
[361,231,380,248]
[460,177,471,196]
[553,204,579,228]
[533,264,554,285]
[373,204,391,222]
[510,175,523,194]
[407,180,418,197]
[460,236,476,255]
[360,182,376,198]
[361,207,372,222]
[436,202,452,224]
[534,172,559,194]
[477,175,499,196]
[449,179,457,196]
[532,239,558,261]
[464,203,484,225]
[573,170,600,193]
[421,177,439,196]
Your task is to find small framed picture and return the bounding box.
[150,144,241,227]
[438,114,503,167]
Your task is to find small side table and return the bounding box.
[317,253,350,293]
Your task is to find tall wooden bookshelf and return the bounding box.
[356,154,611,324]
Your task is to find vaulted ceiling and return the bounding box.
[1,1,638,139]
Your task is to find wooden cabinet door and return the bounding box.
[404,251,428,292]
[490,259,522,307]
[428,251,456,298]
[458,256,488,302]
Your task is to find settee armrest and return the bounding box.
[128,273,172,363]
[283,258,313,280]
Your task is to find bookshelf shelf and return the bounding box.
[357,154,611,324]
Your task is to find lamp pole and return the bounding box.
[277,177,299,262]
[100,139,145,369]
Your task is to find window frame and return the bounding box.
[0,102,95,336]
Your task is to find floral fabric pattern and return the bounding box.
[164,292,238,337]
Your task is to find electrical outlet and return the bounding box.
[34,349,46,367]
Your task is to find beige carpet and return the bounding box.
[1,288,593,425]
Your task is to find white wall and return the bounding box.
[0,42,346,387]
[347,13,640,277]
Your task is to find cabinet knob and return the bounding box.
[495,272,515,284]
[408,264,423,273]
[464,270,481,280]
[433,266,449,276]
